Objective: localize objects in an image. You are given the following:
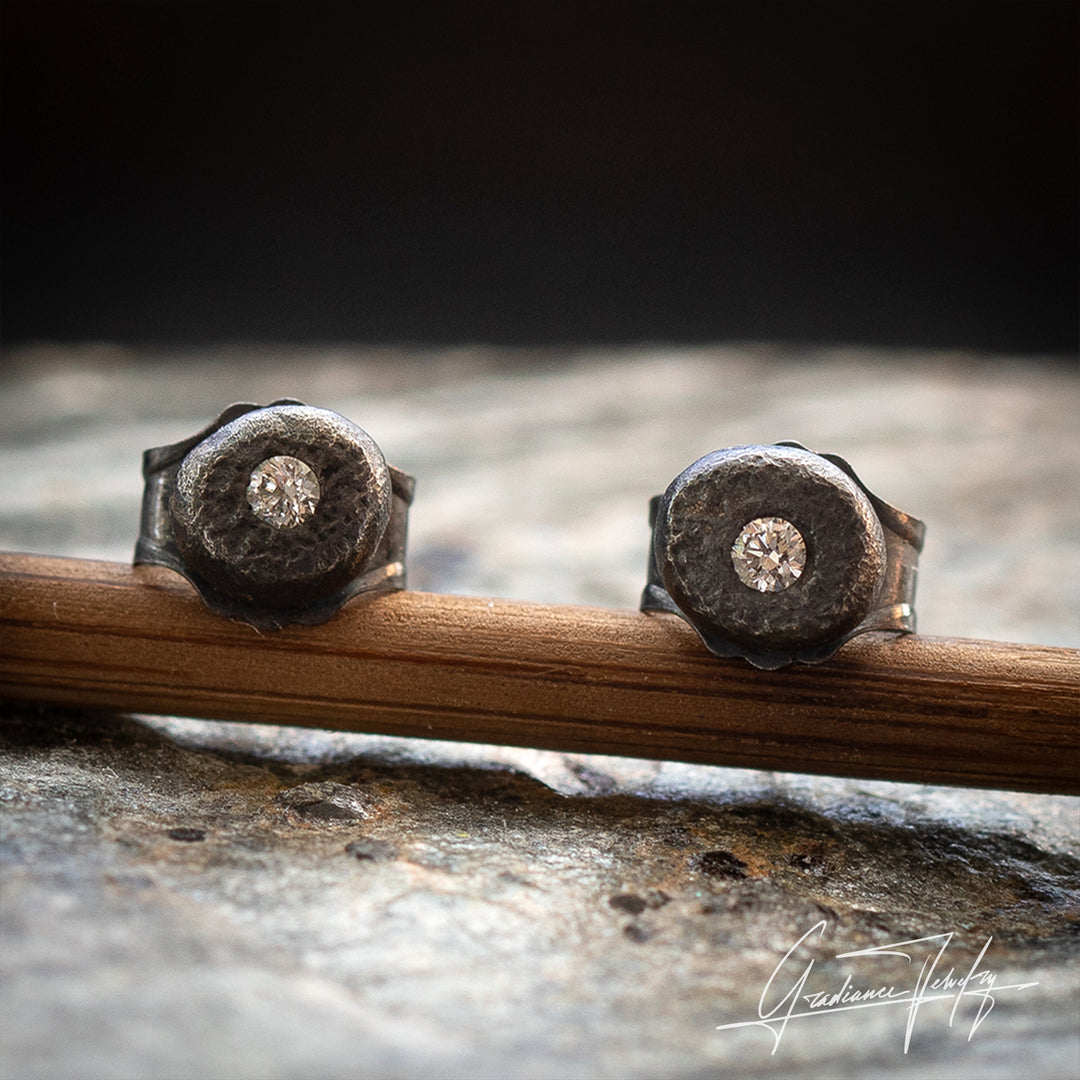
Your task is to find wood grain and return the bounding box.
[2,552,1077,793]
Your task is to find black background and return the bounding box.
[2,1,1076,350]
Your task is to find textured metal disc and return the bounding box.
[170,405,392,610]
[654,444,887,653]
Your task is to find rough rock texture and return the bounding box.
[1,345,1078,1079]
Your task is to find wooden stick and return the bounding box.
[2,552,1077,794]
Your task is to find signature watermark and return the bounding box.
[717,920,1038,1053]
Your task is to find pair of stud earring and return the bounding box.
[135,401,924,669]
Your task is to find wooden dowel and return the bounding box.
[1,552,1077,794]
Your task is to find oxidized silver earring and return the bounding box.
[641,442,924,669]
[135,400,414,628]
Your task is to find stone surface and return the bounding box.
[247,456,321,528]
[2,706,1077,1080]
[1,344,1078,1079]
[731,516,806,592]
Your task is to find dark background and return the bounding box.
[2,1,1076,350]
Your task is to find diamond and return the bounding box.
[731,517,807,592]
[247,456,321,528]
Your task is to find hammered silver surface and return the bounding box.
[171,405,391,609]
[658,445,887,651]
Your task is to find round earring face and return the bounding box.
[170,405,393,612]
[644,443,921,668]
[136,401,414,627]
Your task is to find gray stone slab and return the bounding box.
[2,345,1078,1079]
